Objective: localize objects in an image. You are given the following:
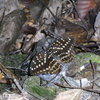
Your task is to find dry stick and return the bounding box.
[54,82,100,94]
[39,0,57,20]
[89,60,96,97]
[0,63,16,79]
[71,0,88,31]
[80,79,82,88]
[82,43,100,48]
[75,44,100,55]
[7,49,22,55]
[0,63,23,93]
[89,60,96,90]
[42,77,100,94]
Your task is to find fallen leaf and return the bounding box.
[54,89,83,100]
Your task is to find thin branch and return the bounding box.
[54,82,100,94]
[75,44,100,55]
[89,60,96,90]
[71,0,88,31]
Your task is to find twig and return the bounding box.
[75,44,100,55]
[81,43,100,48]
[7,49,22,55]
[54,82,100,94]
[6,67,28,73]
[89,60,96,90]
[45,28,61,38]
[40,76,100,94]
[71,0,88,31]
[39,0,57,20]
[0,63,24,92]
[0,63,16,79]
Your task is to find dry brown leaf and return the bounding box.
[0,10,26,54]
[23,31,45,52]
[54,89,83,100]
[91,26,100,42]
[0,73,3,80]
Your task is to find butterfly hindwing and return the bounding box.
[29,52,61,75]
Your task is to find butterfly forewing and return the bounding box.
[48,37,74,63]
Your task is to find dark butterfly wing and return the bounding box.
[48,37,74,63]
[29,37,74,75]
[29,51,61,75]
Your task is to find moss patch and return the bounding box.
[31,85,55,98]
[74,53,100,64]
[0,54,27,67]
[24,76,55,100]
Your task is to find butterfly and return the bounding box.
[29,37,74,75]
